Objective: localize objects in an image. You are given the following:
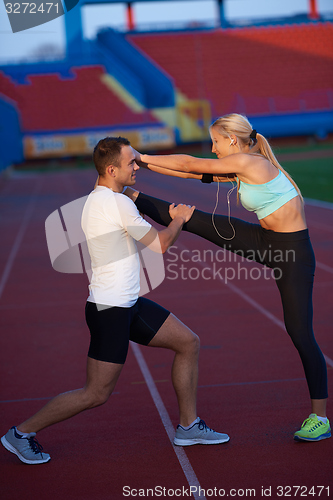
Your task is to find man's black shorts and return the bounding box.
[85,297,170,364]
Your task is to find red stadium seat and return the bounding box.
[128,23,333,117]
[0,66,158,132]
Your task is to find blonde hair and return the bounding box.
[211,113,303,204]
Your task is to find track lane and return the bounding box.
[0,168,332,498]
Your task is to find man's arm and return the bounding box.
[124,187,139,202]
[139,203,195,254]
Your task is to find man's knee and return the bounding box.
[182,331,200,355]
[150,314,200,354]
[84,388,112,409]
[192,332,200,352]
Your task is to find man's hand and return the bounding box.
[139,203,195,254]
[169,203,195,223]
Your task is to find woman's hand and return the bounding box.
[131,147,147,168]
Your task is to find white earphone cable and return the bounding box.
[211,176,236,241]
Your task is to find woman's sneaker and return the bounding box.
[294,414,331,442]
[1,427,51,464]
[173,418,230,446]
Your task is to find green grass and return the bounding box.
[282,157,333,203]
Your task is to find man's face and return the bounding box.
[115,145,140,188]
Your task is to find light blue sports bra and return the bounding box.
[238,170,298,220]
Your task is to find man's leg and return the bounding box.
[131,298,229,446]
[147,313,199,428]
[1,358,123,463]
[18,357,123,434]
[147,313,229,445]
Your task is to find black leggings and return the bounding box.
[136,192,328,400]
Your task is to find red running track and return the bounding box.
[0,167,332,499]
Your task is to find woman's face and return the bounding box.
[210,127,235,159]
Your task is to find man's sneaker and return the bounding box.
[1,427,51,464]
[294,414,331,442]
[173,418,230,446]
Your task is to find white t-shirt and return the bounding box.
[81,186,152,307]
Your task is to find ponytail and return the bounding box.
[251,134,304,204]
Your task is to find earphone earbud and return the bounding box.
[229,139,235,146]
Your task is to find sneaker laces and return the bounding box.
[198,420,215,433]
[301,415,322,431]
[28,436,44,455]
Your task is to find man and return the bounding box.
[1,137,229,465]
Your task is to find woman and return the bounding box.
[128,113,330,442]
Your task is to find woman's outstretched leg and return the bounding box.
[135,192,263,260]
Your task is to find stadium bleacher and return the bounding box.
[0,21,332,161]
[0,66,158,132]
[128,23,333,118]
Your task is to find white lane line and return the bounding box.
[0,393,120,404]
[199,378,305,389]
[178,243,333,369]
[305,198,333,211]
[216,268,333,368]
[316,262,333,275]
[0,179,42,301]
[324,355,333,368]
[131,342,206,500]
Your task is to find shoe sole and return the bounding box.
[1,435,51,464]
[173,436,230,446]
[294,432,331,442]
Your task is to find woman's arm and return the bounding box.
[213,174,237,183]
[133,146,230,181]
[137,161,237,182]
[124,172,236,203]
[94,166,235,194]
[140,152,246,176]
[144,163,202,180]
[132,147,201,179]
